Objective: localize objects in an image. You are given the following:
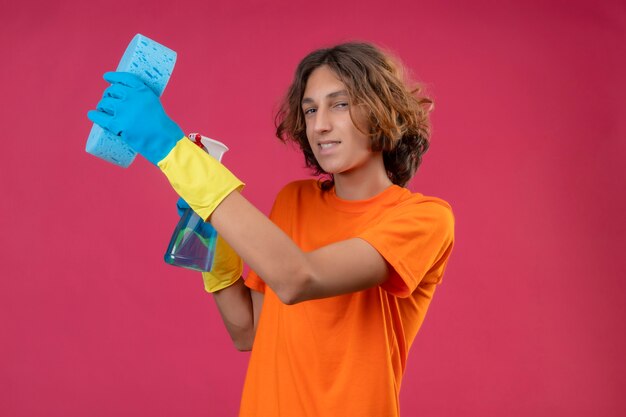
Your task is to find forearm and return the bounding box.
[212,278,255,351]
[210,191,312,304]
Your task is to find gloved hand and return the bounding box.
[202,234,243,293]
[88,72,244,220]
[176,197,242,292]
[87,72,184,165]
[176,196,190,217]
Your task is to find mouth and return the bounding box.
[317,141,341,151]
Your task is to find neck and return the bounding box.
[333,155,393,200]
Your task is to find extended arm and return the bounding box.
[210,191,389,304]
[87,72,390,305]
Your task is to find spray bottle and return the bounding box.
[163,133,228,272]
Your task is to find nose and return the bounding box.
[312,106,332,135]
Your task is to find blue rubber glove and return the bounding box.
[176,197,190,217]
[87,72,184,165]
[176,197,215,243]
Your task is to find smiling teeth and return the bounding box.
[319,142,339,149]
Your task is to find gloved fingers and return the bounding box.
[102,83,128,99]
[95,96,118,115]
[176,197,190,216]
[103,71,145,89]
[177,197,190,209]
[87,110,121,135]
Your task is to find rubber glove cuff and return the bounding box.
[201,235,243,293]
[158,137,244,220]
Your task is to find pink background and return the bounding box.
[1,0,624,416]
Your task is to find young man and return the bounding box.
[88,42,454,416]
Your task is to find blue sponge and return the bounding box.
[86,34,177,167]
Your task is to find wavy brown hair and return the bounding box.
[275,42,433,188]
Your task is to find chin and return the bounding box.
[318,164,343,175]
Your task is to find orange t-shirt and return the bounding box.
[241,180,454,416]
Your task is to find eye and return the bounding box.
[303,107,317,115]
[334,102,349,109]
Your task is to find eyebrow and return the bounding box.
[301,89,349,106]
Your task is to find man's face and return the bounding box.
[301,65,377,177]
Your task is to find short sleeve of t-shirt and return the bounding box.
[358,198,455,298]
[245,271,265,293]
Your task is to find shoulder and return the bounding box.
[275,179,323,202]
[378,189,455,246]
[392,188,454,223]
